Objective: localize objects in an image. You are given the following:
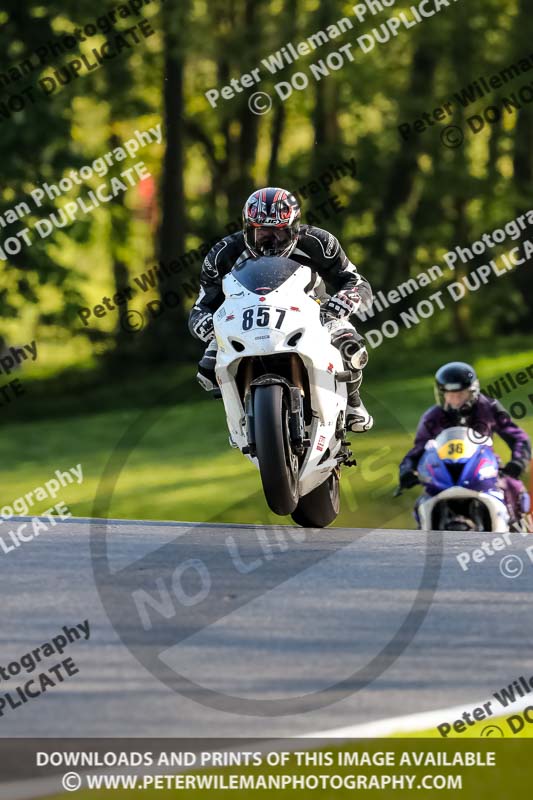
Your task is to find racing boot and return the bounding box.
[345,371,373,433]
[328,322,373,432]
[196,339,218,391]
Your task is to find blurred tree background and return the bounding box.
[0,0,531,524]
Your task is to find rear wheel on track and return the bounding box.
[291,471,340,528]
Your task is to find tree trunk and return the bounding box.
[510,0,533,327]
[144,0,195,362]
[371,43,437,286]
[108,133,133,355]
[225,0,261,216]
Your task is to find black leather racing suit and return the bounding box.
[189,223,371,348]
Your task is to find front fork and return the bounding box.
[242,355,309,458]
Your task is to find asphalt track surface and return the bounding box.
[1,518,532,739]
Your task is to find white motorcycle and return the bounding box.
[212,256,358,527]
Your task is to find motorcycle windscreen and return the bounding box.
[433,426,490,463]
[418,427,491,491]
[231,256,303,294]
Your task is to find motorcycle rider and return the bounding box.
[398,361,531,524]
[188,187,374,432]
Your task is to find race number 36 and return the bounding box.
[242,307,286,330]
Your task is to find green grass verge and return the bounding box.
[0,338,531,527]
[398,717,533,738]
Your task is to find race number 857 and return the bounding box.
[242,307,286,330]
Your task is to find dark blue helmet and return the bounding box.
[434,361,480,412]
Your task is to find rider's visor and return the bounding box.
[253,226,293,256]
[443,389,470,410]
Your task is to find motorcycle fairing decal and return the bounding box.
[460,446,500,492]
[476,456,498,480]
[438,439,467,461]
[241,305,288,331]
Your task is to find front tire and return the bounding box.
[291,471,340,528]
[254,384,299,516]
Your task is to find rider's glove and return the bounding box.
[322,288,361,320]
[501,460,522,479]
[399,467,419,489]
[191,312,215,343]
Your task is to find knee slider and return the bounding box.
[328,321,368,369]
[199,352,216,370]
[349,344,368,370]
[197,368,216,391]
[337,336,368,370]
[199,340,218,370]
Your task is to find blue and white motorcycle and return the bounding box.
[413,427,512,532]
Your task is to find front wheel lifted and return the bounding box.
[291,471,340,528]
[254,384,299,516]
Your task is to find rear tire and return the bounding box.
[254,384,299,516]
[291,471,340,528]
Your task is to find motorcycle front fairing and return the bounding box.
[417,448,454,494]
[416,427,509,531]
[418,427,496,492]
[417,487,510,532]
[213,258,347,496]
